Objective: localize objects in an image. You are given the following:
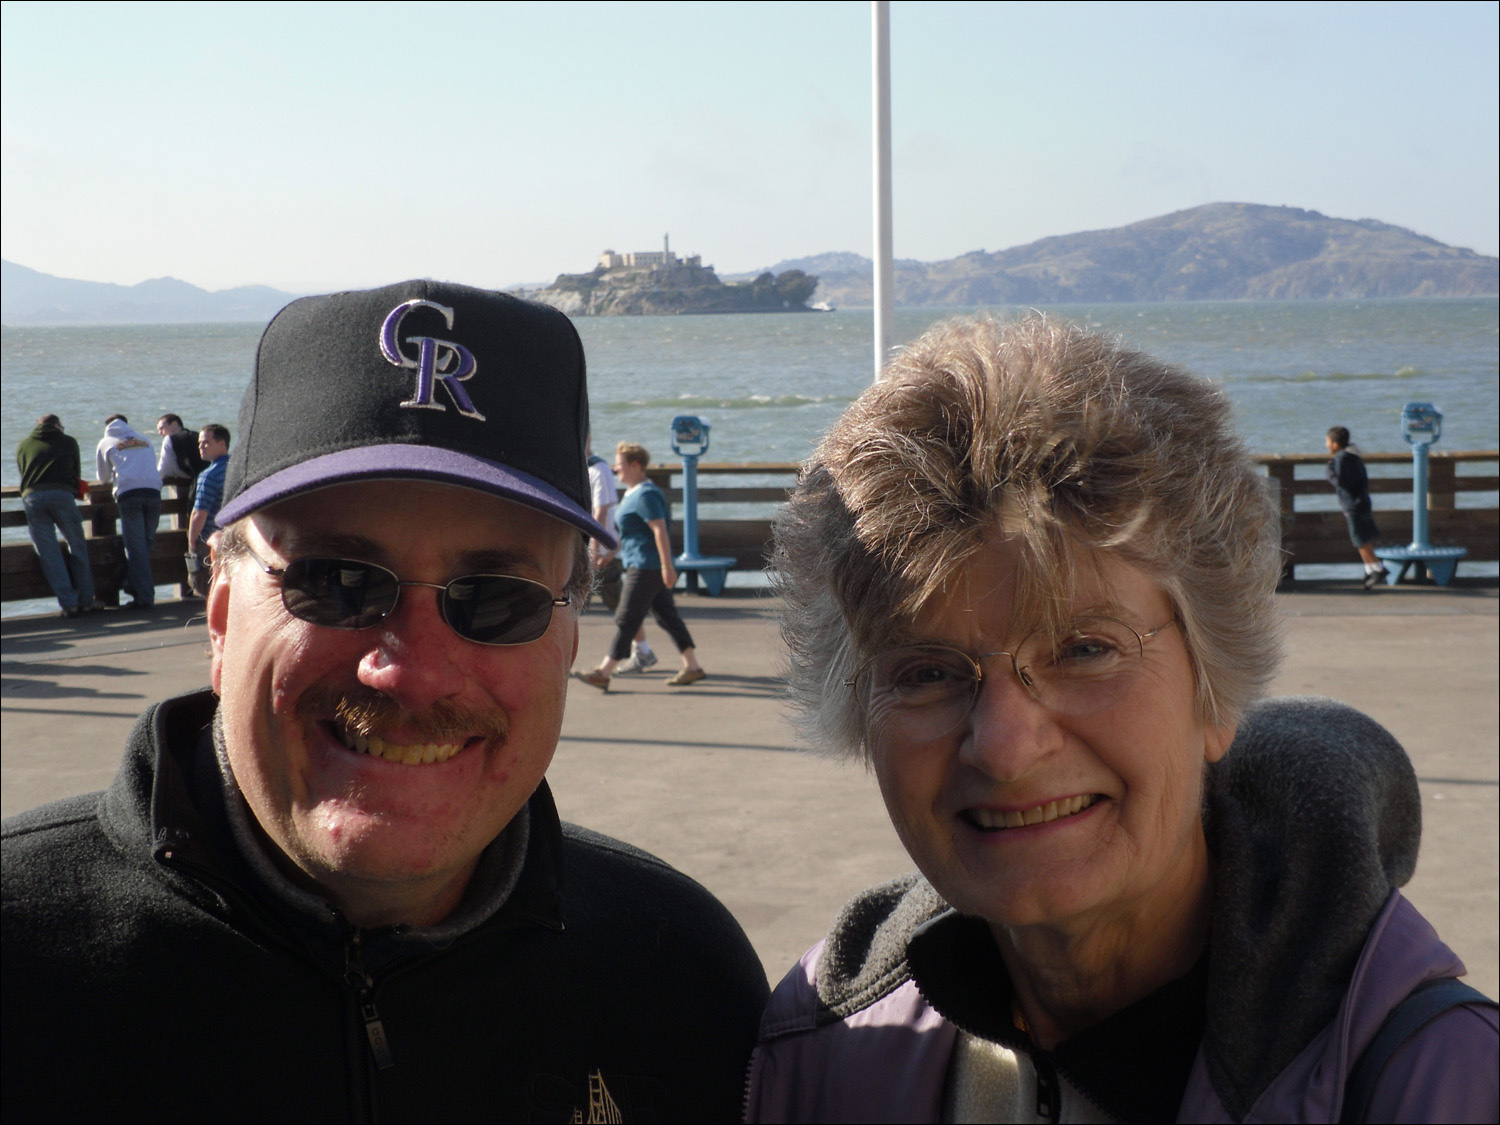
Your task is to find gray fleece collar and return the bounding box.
[1201,695,1419,1118]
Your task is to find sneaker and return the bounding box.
[667,668,707,686]
[572,669,610,692]
[1362,567,1388,590]
[614,650,659,675]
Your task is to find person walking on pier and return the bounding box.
[1326,425,1388,589]
[96,413,163,609]
[585,434,658,672]
[15,414,96,617]
[575,442,705,690]
[2,281,766,1123]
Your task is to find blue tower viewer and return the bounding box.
[669,415,737,596]
[1374,402,1467,585]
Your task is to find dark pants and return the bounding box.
[611,568,694,661]
[116,488,162,607]
[1345,498,1380,548]
[185,540,212,597]
[23,488,94,611]
[592,557,624,613]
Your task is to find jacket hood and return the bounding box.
[813,696,1422,1120]
[103,419,147,443]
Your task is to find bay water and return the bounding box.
[4,298,1496,615]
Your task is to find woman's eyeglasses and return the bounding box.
[242,543,570,647]
[850,617,1178,739]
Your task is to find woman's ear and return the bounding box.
[1205,723,1235,764]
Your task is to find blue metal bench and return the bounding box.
[1373,545,1467,586]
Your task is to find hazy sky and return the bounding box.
[2,1,1496,293]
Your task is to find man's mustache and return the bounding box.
[298,687,508,744]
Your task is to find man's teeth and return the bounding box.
[969,794,1097,830]
[337,727,463,765]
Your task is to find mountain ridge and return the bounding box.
[1,260,299,326]
[6,203,1495,324]
[746,203,1497,306]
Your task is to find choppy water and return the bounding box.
[4,298,1497,613]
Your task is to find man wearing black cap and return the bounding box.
[1,283,768,1122]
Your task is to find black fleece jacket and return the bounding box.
[1,690,768,1123]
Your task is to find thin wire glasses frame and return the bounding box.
[848,617,1180,738]
[240,541,570,647]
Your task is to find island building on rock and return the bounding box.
[596,235,701,272]
[526,235,819,317]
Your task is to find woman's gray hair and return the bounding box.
[773,315,1283,760]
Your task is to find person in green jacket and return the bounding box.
[14,414,96,616]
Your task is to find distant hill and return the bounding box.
[758,204,1499,307]
[722,252,919,282]
[1,260,298,325]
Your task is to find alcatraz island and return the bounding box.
[521,236,821,316]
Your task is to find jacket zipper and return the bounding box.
[345,929,396,1071]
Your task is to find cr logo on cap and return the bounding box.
[379,299,486,421]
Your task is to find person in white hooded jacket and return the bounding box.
[96,414,163,608]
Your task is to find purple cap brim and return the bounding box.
[215,443,617,550]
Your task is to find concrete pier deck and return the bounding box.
[3,580,1496,997]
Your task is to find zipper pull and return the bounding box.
[1034,1053,1060,1120]
[344,930,395,1070]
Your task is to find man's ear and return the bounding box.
[207,553,231,695]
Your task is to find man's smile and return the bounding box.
[298,686,510,768]
[327,721,471,766]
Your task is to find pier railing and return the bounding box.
[2,483,196,604]
[645,452,1498,585]
[4,451,1496,605]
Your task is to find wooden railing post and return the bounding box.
[87,482,116,539]
[1428,456,1456,510]
[1262,461,1297,588]
[167,483,193,596]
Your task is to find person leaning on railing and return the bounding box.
[14,413,98,617]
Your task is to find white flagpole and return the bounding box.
[872,0,894,382]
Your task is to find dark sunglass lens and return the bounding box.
[282,559,399,628]
[443,576,554,645]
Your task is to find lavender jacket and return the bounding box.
[745,698,1499,1123]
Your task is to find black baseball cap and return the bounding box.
[217,280,615,548]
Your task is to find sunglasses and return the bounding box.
[242,543,570,646]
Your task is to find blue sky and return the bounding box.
[2,1,1495,292]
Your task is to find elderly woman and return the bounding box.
[746,318,1496,1123]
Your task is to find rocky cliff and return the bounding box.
[526,262,818,316]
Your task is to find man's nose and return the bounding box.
[355,584,464,708]
[957,660,1062,781]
